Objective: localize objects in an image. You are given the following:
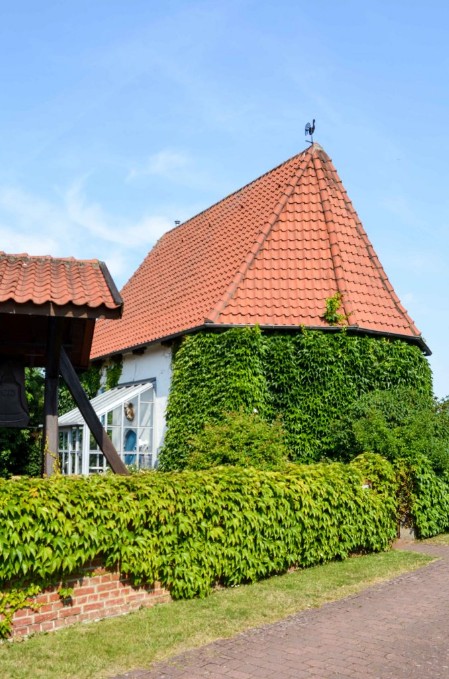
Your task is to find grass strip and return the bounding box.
[0,549,433,679]
[422,533,449,545]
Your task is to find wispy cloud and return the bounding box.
[127,149,190,182]
[126,147,224,196]
[64,180,171,246]
[0,180,172,285]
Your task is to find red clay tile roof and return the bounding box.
[0,253,122,318]
[91,144,428,359]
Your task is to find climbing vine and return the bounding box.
[323,292,349,325]
[159,327,432,469]
[105,356,123,391]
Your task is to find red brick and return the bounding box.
[13,608,33,620]
[41,620,56,632]
[96,582,117,593]
[33,611,57,624]
[82,601,106,614]
[74,586,96,597]
[57,606,82,619]
[34,602,58,614]
[46,592,62,603]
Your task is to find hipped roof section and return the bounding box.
[0,253,123,319]
[91,144,429,359]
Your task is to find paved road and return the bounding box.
[116,542,449,678]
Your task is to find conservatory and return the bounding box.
[58,381,154,475]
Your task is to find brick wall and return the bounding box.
[9,562,171,638]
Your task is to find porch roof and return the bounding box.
[59,382,153,427]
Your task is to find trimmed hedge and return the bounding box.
[0,454,397,602]
[160,328,431,469]
[405,457,449,538]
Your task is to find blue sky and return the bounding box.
[1,1,448,396]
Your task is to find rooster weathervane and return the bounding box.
[305,119,316,144]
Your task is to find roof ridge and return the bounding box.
[0,252,101,265]
[159,145,317,239]
[205,148,315,323]
[334,169,420,337]
[311,149,354,323]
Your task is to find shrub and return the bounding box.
[402,456,449,538]
[186,410,288,470]
[334,387,449,472]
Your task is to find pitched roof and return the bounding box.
[91,144,429,359]
[0,252,122,318]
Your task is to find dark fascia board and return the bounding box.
[0,300,122,320]
[202,323,431,356]
[99,261,124,313]
[91,322,431,361]
[114,377,156,388]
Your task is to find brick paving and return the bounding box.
[115,542,449,678]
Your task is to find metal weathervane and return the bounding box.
[305,119,316,144]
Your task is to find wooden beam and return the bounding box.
[60,347,129,475]
[42,318,64,476]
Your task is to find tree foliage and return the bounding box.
[0,368,44,479]
[334,387,449,472]
[0,363,106,478]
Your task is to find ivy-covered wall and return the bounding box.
[159,327,432,470]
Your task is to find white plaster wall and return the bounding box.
[119,343,172,465]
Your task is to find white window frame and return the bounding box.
[58,381,155,475]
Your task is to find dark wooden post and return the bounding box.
[42,318,64,476]
[60,347,129,475]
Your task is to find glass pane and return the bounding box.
[137,427,151,452]
[112,405,122,426]
[71,428,81,447]
[109,426,121,451]
[89,453,100,467]
[123,452,137,467]
[124,428,137,452]
[138,453,152,469]
[139,401,153,428]
[107,411,113,425]
[140,388,153,403]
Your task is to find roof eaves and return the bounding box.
[90,323,211,361]
[91,321,431,362]
[204,322,431,356]
[0,300,121,319]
